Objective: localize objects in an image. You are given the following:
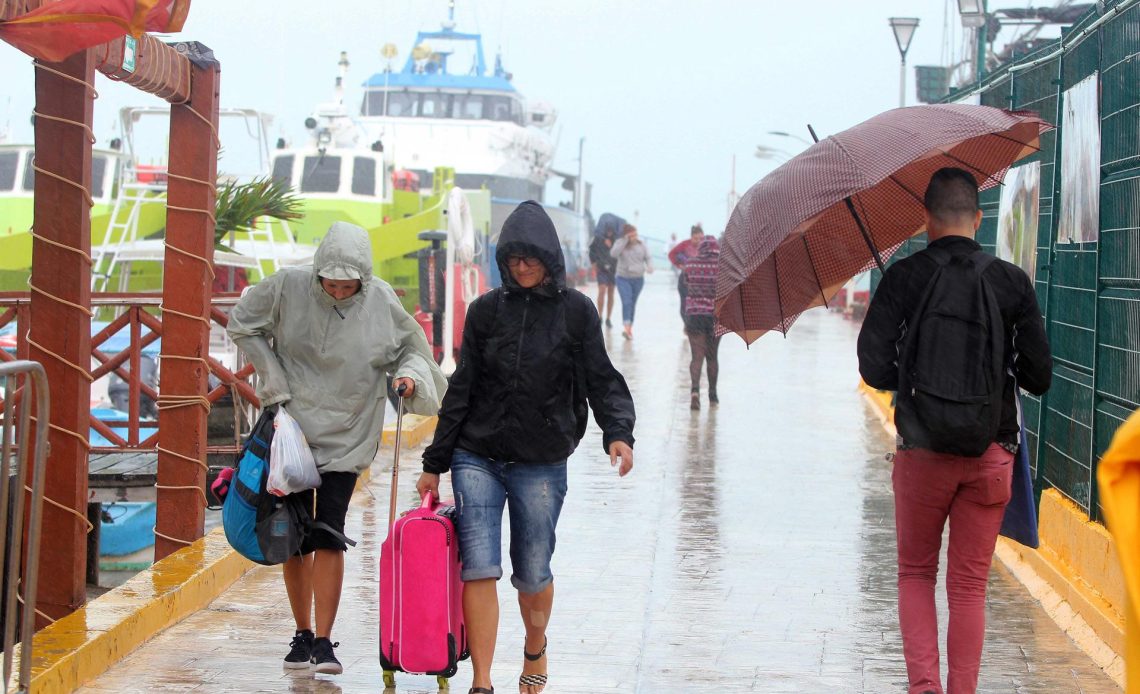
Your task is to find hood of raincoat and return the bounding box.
[495,201,566,292]
[313,222,373,284]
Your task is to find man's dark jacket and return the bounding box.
[857,236,1052,448]
[423,201,636,473]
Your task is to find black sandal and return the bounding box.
[519,637,548,691]
[469,688,494,694]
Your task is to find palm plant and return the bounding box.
[213,177,302,251]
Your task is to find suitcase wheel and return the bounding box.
[382,670,396,688]
[437,675,450,689]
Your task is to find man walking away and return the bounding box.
[857,167,1052,694]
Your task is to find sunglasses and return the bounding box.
[506,255,542,268]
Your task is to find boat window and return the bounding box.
[0,152,16,191]
[271,155,294,185]
[510,98,524,126]
[21,153,34,191]
[91,155,107,199]
[352,157,377,196]
[453,94,484,120]
[384,92,418,117]
[487,96,513,122]
[419,93,451,118]
[300,156,341,193]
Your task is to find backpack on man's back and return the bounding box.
[895,248,1006,457]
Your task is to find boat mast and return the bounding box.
[335,51,349,106]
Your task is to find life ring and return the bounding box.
[448,187,476,266]
[447,187,480,303]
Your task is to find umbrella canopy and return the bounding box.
[716,104,1052,344]
[594,212,627,240]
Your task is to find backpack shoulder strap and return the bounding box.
[969,249,998,277]
[565,293,590,352]
[309,520,358,547]
[474,288,505,341]
[285,495,358,547]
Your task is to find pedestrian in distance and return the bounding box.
[669,223,704,321]
[417,201,636,694]
[228,222,446,676]
[588,227,619,328]
[610,223,654,340]
[682,235,721,411]
[857,168,1052,694]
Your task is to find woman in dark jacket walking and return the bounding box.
[418,201,636,694]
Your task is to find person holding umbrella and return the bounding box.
[858,168,1052,694]
[610,223,653,340]
[588,213,622,328]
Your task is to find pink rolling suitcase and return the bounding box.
[379,392,468,688]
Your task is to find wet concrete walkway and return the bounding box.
[78,277,1120,693]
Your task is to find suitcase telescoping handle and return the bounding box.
[387,383,407,531]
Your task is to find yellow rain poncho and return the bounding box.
[1098,407,1140,692]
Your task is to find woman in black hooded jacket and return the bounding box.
[418,201,636,694]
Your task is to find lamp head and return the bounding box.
[889,17,920,57]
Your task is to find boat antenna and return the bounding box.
[443,0,456,30]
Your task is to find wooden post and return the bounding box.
[29,51,95,619]
[154,58,219,561]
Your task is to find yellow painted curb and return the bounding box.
[858,379,1125,687]
[995,534,1126,687]
[27,528,254,693]
[381,414,438,450]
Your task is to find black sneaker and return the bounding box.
[311,637,343,674]
[283,629,313,669]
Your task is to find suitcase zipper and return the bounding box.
[396,516,452,547]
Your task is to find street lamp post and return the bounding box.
[889,17,920,108]
[958,0,988,82]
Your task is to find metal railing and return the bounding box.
[0,361,49,694]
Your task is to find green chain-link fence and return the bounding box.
[877,0,1140,522]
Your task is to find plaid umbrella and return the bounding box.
[716,104,1052,344]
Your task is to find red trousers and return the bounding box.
[892,443,1014,694]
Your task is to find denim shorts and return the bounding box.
[450,448,568,594]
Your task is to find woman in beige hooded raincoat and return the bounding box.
[228,221,446,674]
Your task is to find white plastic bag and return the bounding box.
[268,406,321,496]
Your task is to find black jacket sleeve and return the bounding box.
[857,268,905,391]
[421,295,488,474]
[1010,274,1052,396]
[579,300,636,451]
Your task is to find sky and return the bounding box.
[0,0,1065,241]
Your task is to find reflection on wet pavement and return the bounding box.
[78,279,1120,693]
